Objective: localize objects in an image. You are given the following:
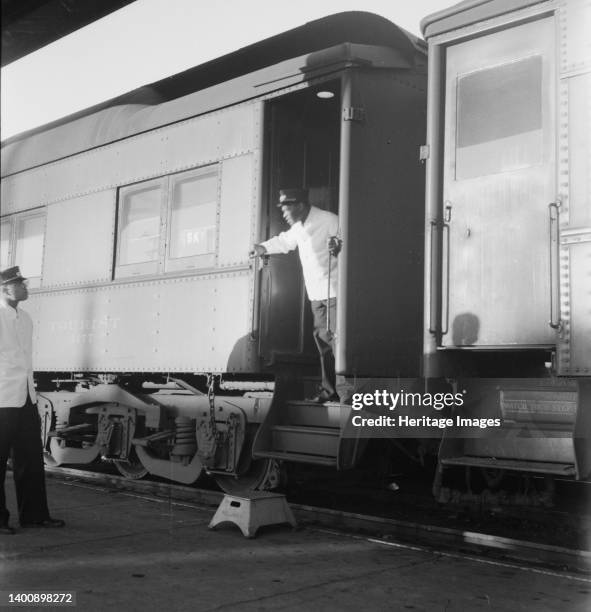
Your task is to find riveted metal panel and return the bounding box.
[1,103,257,215]
[31,271,255,373]
[560,0,591,75]
[556,0,591,375]
[43,190,116,287]
[218,155,256,267]
[32,284,160,371]
[146,276,215,372]
[213,272,256,372]
[564,73,591,229]
[558,241,591,374]
[156,272,254,372]
[21,299,41,361]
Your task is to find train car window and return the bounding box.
[165,167,218,271]
[14,213,45,288]
[456,55,543,179]
[115,166,219,278]
[115,178,165,278]
[0,218,12,268]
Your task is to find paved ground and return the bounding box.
[1,474,590,611]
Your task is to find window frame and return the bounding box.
[164,165,219,273]
[453,53,546,180]
[114,176,168,279]
[114,164,220,280]
[0,216,14,270]
[1,209,46,289]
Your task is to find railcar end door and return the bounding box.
[442,17,556,348]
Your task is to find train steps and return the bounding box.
[252,399,346,469]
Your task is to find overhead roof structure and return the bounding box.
[1,0,136,66]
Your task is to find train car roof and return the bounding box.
[1,11,425,178]
[421,0,549,38]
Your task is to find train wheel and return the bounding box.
[113,449,148,480]
[214,459,280,496]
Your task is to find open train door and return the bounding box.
[336,65,426,378]
[441,16,557,349]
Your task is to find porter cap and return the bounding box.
[0,266,27,285]
[277,188,308,207]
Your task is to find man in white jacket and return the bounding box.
[0,266,64,534]
[252,188,341,403]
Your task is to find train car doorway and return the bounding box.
[258,82,341,367]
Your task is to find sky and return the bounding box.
[0,0,453,140]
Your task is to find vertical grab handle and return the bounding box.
[440,202,452,336]
[429,200,452,336]
[326,249,332,333]
[548,202,561,330]
[428,204,451,336]
[441,220,450,336]
[428,221,439,334]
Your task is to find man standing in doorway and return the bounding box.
[0,266,65,534]
[251,188,341,403]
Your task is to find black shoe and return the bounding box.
[0,523,15,535]
[21,518,65,529]
[306,392,339,404]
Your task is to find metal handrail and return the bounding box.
[548,201,561,330]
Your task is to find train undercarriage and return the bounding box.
[35,371,591,506]
[36,374,282,494]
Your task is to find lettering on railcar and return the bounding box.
[49,317,121,344]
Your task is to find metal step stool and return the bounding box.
[209,491,297,538]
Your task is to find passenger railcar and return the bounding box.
[422,0,591,497]
[1,2,589,500]
[0,12,428,491]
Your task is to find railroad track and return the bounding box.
[44,465,591,574]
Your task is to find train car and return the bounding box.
[421,0,591,500]
[0,13,427,492]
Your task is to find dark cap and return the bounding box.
[0,266,27,285]
[277,188,308,207]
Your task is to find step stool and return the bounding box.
[209,491,297,538]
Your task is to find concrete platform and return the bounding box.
[1,473,590,611]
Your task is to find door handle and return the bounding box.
[428,220,439,334]
[548,202,561,330]
[441,220,450,336]
[441,202,452,336]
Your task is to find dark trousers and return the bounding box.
[0,397,50,526]
[310,298,337,397]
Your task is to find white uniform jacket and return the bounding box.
[0,301,37,408]
[260,206,339,301]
